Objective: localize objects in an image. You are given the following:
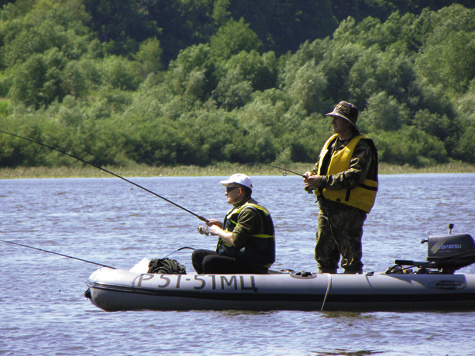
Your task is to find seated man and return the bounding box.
[192,173,275,274]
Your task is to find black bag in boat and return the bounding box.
[147,258,186,274]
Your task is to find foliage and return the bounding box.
[83,0,159,56]
[0,1,474,169]
[134,38,163,77]
[414,6,475,95]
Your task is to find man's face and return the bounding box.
[331,116,351,135]
[224,185,242,204]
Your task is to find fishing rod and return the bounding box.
[0,130,208,223]
[255,163,305,177]
[163,246,195,258]
[255,162,317,194]
[0,239,115,269]
[258,162,339,247]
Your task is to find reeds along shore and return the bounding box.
[0,162,474,179]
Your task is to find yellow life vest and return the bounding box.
[316,134,378,213]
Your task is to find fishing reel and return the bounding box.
[388,225,475,274]
[197,225,209,235]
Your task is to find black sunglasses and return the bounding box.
[226,186,240,193]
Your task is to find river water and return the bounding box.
[1,173,474,356]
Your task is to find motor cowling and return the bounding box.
[425,233,475,273]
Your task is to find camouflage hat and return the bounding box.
[325,101,359,130]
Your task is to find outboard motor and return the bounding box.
[423,233,475,273]
[390,225,475,274]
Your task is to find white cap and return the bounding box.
[220,173,253,189]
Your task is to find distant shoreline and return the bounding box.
[1,162,474,179]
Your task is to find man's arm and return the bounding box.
[232,208,259,249]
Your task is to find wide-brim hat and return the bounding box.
[220,173,253,189]
[325,101,359,130]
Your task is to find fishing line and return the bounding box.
[0,130,208,223]
[0,239,115,269]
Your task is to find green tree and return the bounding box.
[348,47,416,110]
[211,69,253,111]
[166,43,217,101]
[99,55,142,91]
[331,0,475,23]
[307,40,361,108]
[416,31,475,94]
[138,0,220,63]
[225,0,337,54]
[451,83,475,162]
[8,49,75,108]
[1,1,475,168]
[210,18,261,60]
[372,126,448,167]
[413,109,452,142]
[222,50,277,91]
[0,0,92,69]
[360,91,408,132]
[134,37,163,77]
[83,0,159,56]
[287,61,328,114]
[61,60,88,98]
[415,5,475,94]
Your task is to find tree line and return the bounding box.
[0,0,474,169]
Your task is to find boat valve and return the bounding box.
[448,223,454,234]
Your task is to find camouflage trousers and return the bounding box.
[315,199,367,273]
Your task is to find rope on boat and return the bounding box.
[321,273,332,311]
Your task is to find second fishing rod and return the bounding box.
[258,162,316,194]
[0,130,209,223]
[260,162,340,243]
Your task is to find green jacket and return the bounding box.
[217,198,275,270]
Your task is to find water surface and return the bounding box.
[1,174,474,355]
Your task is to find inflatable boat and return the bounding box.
[85,232,475,312]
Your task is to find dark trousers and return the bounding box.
[191,249,264,274]
[315,201,367,274]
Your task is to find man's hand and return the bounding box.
[208,224,223,236]
[304,172,323,190]
[208,225,234,246]
[206,219,222,228]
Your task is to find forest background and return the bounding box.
[0,0,474,176]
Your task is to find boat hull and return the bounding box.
[86,267,475,312]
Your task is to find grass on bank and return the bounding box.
[0,162,474,179]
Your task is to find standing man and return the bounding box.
[304,101,378,274]
[192,173,275,274]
